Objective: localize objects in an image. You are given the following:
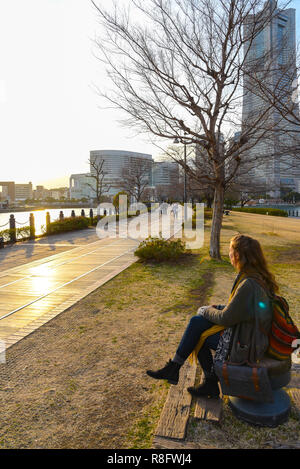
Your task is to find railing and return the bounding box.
[288,210,299,217]
[248,204,300,217]
[0,209,102,248]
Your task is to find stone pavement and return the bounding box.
[0,228,100,272]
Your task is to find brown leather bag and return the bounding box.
[214,360,274,402]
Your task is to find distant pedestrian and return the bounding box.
[161,202,168,215]
[172,203,178,219]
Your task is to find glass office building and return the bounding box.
[242,0,300,196]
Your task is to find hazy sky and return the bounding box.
[0,0,299,188]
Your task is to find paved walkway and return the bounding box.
[0,228,100,272]
[0,235,139,350]
[0,210,187,351]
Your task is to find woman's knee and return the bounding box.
[188,315,200,326]
[188,314,214,329]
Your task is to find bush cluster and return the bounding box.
[232,207,288,217]
[90,215,104,227]
[17,226,32,239]
[0,227,31,242]
[134,236,186,262]
[43,216,90,235]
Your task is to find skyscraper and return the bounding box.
[242,0,300,197]
[152,161,179,187]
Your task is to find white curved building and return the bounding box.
[90,150,153,196]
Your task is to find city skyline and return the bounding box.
[1,0,300,188]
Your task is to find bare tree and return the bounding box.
[87,157,111,203]
[120,158,152,202]
[142,186,156,201]
[92,0,294,258]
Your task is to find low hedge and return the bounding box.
[43,216,90,235]
[16,226,32,239]
[90,213,138,226]
[232,207,288,217]
[134,236,186,262]
[0,228,13,242]
[90,215,105,227]
[0,226,31,242]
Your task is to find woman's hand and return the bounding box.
[197,306,209,316]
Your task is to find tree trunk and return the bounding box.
[209,183,225,259]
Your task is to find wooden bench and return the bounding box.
[152,361,223,449]
[152,356,300,448]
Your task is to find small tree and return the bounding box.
[113,191,130,214]
[87,157,111,203]
[120,158,152,202]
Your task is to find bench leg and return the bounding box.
[228,389,291,427]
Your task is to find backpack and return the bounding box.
[267,295,300,361]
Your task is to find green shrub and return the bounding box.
[0,226,31,242]
[232,207,288,217]
[44,216,90,235]
[90,215,105,226]
[16,226,31,239]
[134,236,186,262]
[0,228,14,242]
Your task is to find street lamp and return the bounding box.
[173,136,189,220]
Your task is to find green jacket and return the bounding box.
[202,277,273,364]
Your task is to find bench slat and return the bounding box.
[194,374,223,422]
[289,388,300,418]
[194,395,223,422]
[154,361,197,440]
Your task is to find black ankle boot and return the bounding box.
[187,374,220,398]
[146,359,181,385]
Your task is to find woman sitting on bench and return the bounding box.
[146,234,277,398]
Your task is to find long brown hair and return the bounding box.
[230,234,279,294]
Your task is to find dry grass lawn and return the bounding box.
[0,211,299,449]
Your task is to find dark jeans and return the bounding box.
[176,315,221,375]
